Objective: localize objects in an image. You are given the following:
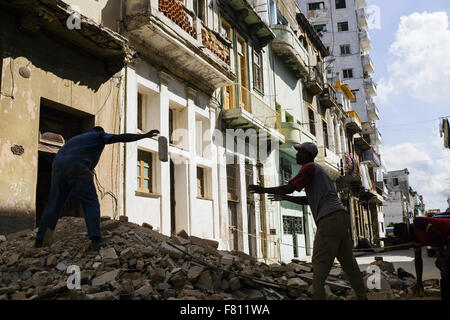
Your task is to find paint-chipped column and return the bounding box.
[216,145,230,251]
[252,162,262,260]
[125,67,139,218]
[208,105,220,240]
[238,153,249,254]
[159,71,171,236]
[186,87,197,235]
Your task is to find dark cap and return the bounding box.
[293,142,318,158]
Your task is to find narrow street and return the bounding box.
[356,249,441,281]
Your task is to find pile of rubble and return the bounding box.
[0,217,439,300]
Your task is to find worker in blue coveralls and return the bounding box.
[34,126,159,250]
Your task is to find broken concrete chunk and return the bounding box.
[119,216,129,223]
[32,271,53,287]
[160,242,185,259]
[149,268,166,283]
[100,247,118,260]
[287,277,309,289]
[0,235,6,242]
[6,229,32,241]
[134,284,153,298]
[189,236,219,249]
[100,220,120,231]
[187,266,205,281]
[86,291,116,300]
[177,230,189,240]
[194,271,214,292]
[46,255,57,268]
[91,269,120,287]
[229,277,241,291]
[142,223,153,230]
[119,247,135,260]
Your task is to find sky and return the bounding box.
[366,0,450,211]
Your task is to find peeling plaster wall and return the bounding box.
[0,11,123,234]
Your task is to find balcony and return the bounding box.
[319,84,338,109]
[306,7,329,22]
[354,133,371,151]
[305,66,324,95]
[362,54,374,74]
[355,0,367,9]
[124,0,235,93]
[280,122,301,147]
[370,128,383,146]
[364,77,377,96]
[357,8,368,29]
[317,146,342,180]
[359,29,372,52]
[271,24,309,78]
[222,84,284,141]
[362,148,381,167]
[219,0,275,47]
[367,100,380,121]
[345,110,362,134]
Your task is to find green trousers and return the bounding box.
[312,210,367,300]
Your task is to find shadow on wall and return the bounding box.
[101,0,122,32]
[0,209,35,235]
[0,10,118,91]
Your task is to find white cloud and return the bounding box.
[382,142,450,211]
[379,11,450,103]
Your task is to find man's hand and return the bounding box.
[410,282,425,297]
[268,194,286,202]
[248,184,265,194]
[145,129,160,138]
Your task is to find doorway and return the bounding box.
[36,100,94,227]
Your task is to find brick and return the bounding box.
[100,247,118,260]
[120,247,135,260]
[91,269,120,287]
[100,220,120,231]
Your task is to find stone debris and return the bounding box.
[0,217,440,300]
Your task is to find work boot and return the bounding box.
[34,238,43,248]
[89,237,110,251]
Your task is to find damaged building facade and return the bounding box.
[1,0,386,262]
[0,0,132,235]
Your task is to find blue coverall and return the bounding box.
[36,129,115,241]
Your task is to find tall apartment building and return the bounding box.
[297,0,385,246]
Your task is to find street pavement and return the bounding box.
[355,249,441,280]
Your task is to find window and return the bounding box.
[237,35,248,110]
[343,69,353,79]
[337,21,349,32]
[351,89,358,102]
[314,24,327,33]
[323,120,329,149]
[221,19,231,41]
[197,166,205,198]
[393,178,399,186]
[226,157,239,201]
[308,108,316,136]
[283,216,303,234]
[340,44,351,55]
[193,0,205,23]
[137,93,144,131]
[335,0,346,9]
[253,51,263,93]
[137,150,153,193]
[309,2,325,10]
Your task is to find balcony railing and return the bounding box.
[159,0,197,38]
[345,110,362,134]
[364,77,377,96]
[367,100,380,121]
[307,7,329,21]
[362,54,374,74]
[357,8,368,29]
[319,84,338,108]
[317,146,342,179]
[362,148,381,167]
[359,29,372,52]
[222,83,281,130]
[370,128,383,145]
[271,24,309,77]
[305,66,324,95]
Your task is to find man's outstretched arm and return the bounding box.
[248,184,296,195]
[106,130,159,144]
[268,194,309,205]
